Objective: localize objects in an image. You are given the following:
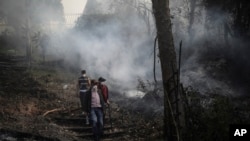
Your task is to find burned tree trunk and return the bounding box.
[152,0,181,141]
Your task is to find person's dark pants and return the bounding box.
[79,91,87,112]
[90,107,104,141]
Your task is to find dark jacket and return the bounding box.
[85,85,106,113]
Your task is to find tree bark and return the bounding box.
[152,0,179,141]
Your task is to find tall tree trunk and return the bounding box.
[152,0,179,141]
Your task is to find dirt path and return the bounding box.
[47,106,126,141]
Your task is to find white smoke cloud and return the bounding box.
[50,0,160,92]
[50,0,245,96]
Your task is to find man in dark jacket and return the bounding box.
[86,80,105,141]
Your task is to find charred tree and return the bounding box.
[152,0,181,141]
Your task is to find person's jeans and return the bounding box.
[90,107,104,140]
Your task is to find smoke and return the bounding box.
[71,30,154,89]
[17,0,247,96]
[48,0,160,92]
[170,0,250,96]
[0,0,64,27]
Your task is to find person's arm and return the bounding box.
[88,78,91,87]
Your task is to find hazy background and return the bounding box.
[44,0,250,96]
[61,0,158,92]
[1,0,249,96]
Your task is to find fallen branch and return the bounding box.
[42,108,64,117]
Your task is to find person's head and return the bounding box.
[81,70,86,75]
[98,77,106,83]
[90,79,96,86]
[91,79,95,85]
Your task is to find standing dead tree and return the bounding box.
[152,0,184,141]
